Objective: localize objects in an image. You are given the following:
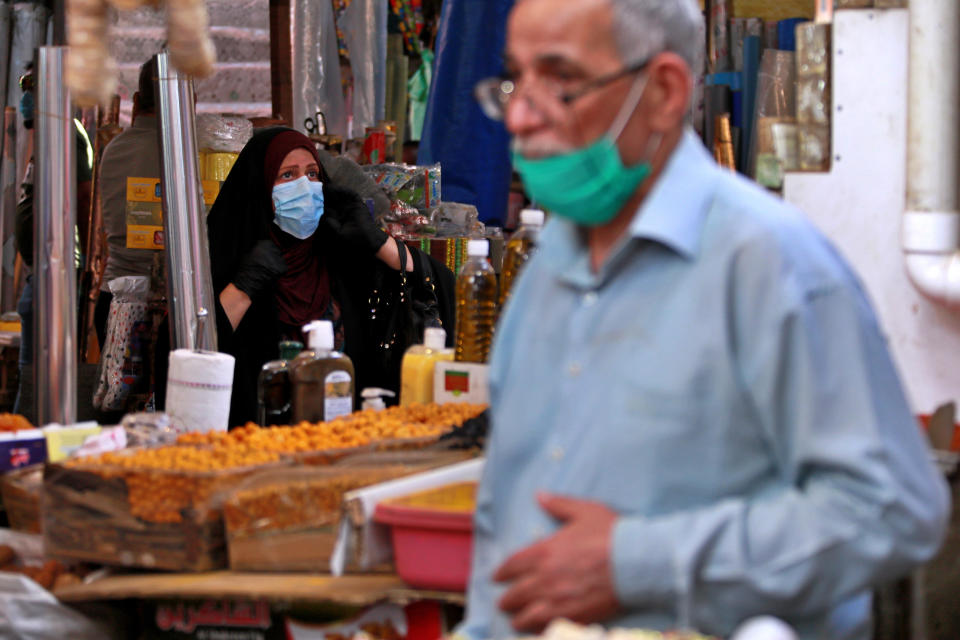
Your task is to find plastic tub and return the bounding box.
[373,482,476,591]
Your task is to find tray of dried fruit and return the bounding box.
[224,449,476,572]
[177,403,488,466]
[43,446,290,572]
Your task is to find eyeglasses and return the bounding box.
[473,57,652,122]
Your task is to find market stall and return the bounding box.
[0,0,957,638]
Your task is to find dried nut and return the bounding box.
[0,546,15,566]
[54,573,82,590]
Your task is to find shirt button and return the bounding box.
[568,362,581,377]
[550,445,565,461]
[583,292,598,307]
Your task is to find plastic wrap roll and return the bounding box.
[205,152,239,182]
[196,114,253,153]
[166,349,235,433]
[291,0,346,137]
[341,0,387,135]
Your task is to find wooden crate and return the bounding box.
[226,450,475,572]
[43,460,287,572]
[0,464,43,533]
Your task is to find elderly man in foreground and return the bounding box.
[459,0,950,638]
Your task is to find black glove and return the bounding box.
[233,239,287,299]
[322,184,390,254]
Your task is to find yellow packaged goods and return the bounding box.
[44,423,102,462]
[205,152,239,181]
[125,176,221,250]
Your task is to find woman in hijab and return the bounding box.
[205,127,454,427]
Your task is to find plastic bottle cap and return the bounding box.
[520,208,545,227]
[302,320,334,350]
[278,341,304,360]
[467,239,489,257]
[424,327,447,350]
[361,387,396,411]
[361,387,397,399]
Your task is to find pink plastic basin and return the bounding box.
[374,492,474,592]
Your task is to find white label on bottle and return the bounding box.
[324,370,353,421]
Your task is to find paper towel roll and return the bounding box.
[165,349,236,433]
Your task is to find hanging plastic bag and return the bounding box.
[92,276,151,412]
[341,0,388,134]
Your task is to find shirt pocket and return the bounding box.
[592,375,718,515]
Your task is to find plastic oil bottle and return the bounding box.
[290,320,355,423]
[454,239,499,363]
[400,327,455,405]
[257,340,303,426]
[499,208,544,306]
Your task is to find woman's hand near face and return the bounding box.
[321,184,391,256]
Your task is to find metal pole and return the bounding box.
[155,52,217,351]
[35,46,76,425]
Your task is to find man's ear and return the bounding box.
[642,52,693,133]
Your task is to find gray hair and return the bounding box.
[608,0,704,73]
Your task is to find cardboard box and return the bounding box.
[126,177,221,250]
[0,429,46,472]
[42,422,101,463]
[432,362,489,405]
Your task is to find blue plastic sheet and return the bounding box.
[418,0,515,225]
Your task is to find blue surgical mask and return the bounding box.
[272,176,324,239]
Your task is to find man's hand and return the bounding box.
[494,493,620,633]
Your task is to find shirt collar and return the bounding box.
[627,128,718,260]
[541,128,719,286]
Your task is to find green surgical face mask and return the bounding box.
[511,73,654,227]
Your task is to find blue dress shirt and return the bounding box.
[459,130,950,640]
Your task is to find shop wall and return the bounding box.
[783,8,960,415]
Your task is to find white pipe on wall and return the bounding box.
[903,0,960,309]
